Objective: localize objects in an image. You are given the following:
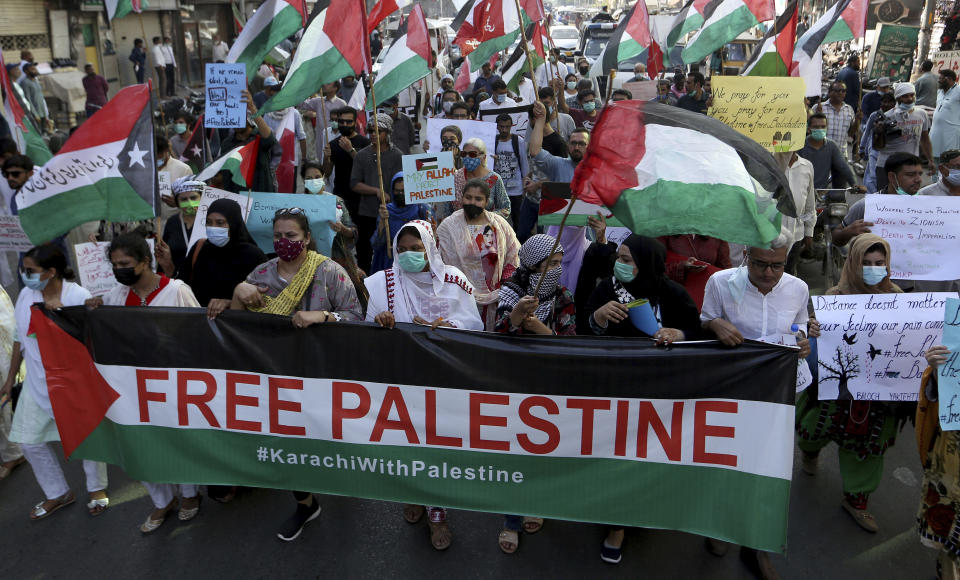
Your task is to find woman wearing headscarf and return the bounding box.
[797,234,905,534]
[434,138,511,223]
[2,244,108,520]
[495,233,575,337]
[156,178,205,276]
[175,198,266,317]
[370,172,432,275]
[87,233,202,532]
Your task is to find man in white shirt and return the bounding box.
[873,82,934,189]
[478,79,527,134]
[151,37,166,97]
[778,152,816,275]
[212,35,230,63]
[301,81,347,160]
[161,37,177,97]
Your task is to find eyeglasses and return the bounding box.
[749,259,786,272]
[462,150,483,158]
[2,170,24,178]
[569,140,588,147]
[275,207,305,217]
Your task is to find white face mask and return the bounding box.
[304,178,325,194]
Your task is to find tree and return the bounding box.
[819,347,860,400]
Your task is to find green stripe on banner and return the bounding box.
[18,177,154,244]
[260,47,357,113]
[821,18,855,45]
[76,419,790,553]
[612,180,781,247]
[373,56,430,106]
[683,5,758,64]
[469,30,521,72]
[745,52,790,77]
[234,5,302,80]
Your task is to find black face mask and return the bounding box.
[463,204,484,219]
[579,67,589,75]
[393,193,406,207]
[338,125,354,136]
[113,267,142,286]
[441,139,457,150]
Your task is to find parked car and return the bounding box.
[550,25,581,56]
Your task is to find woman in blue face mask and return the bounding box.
[299,161,362,286]
[2,244,110,521]
[797,233,903,534]
[435,138,512,224]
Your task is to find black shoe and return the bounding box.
[276,498,321,542]
[739,547,781,580]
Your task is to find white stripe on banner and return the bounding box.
[17,140,126,209]
[634,124,756,191]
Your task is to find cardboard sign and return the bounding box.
[186,187,253,252]
[425,118,496,170]
[476,103,531,134]
[204,63,247,129]
[708,76,808,152]
[938,298,960,430]
[622,80,659,102]
[75,240,156,297]
[158,171,172,203]
[0,216,34,252]
[246,192,337,258]
[538,182,624,227]
[864,194,960,281]
[813,292,955,401]
[759,333,813,393]
[401,152,456,204]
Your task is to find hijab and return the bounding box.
[500,234,564,322]
[546,225,589,294]
[393,219,447,301]
[618,235,668,303]
[386,171,421,237]
[827,233,902,295]
[208,198,257,247]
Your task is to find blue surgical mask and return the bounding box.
[174,123,187,134]
[566,81,577,91]
[898,102,914,111]
[810,129,827,140]
[462,156,483,171]
[613,260,636,283]
[547,105,554,116]
[21,270,48,291]
[946,168,960,185]
[397,251,427,273]
[304,178,325,194]
[862,265,887,286]
[206,226,230,247]
[892,176,912,196]
[583,101,597,113]
[493,93,506,104]
[330,120,338,131]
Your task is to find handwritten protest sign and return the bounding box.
[158,171,172,203]
[813,292,955,401]
[938,298,960,430]
[0,216,34,252]
[476,104,531,134]
[759,333,813,392]
[401,152,455,204]
[426,118,496,170]
[622,81,659,102]
[865,194,960,281]
[75,240,155,296]
[204,63,246,129]
[246,192,336,258]
[708,76,807,152]
[186,187,253,252]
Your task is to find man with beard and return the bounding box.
[931,70,959,167]
[528,100,589,183]
[324,107,370,217]
[350,114,403,272]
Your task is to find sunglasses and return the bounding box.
[462,151,483,158]
[2,170,24,178]
[275,207,305,217]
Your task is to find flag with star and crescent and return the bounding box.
[14,84,158,245]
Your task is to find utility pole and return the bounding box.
[918,0,937,64]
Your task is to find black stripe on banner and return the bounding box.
[477,104,533,120]
[45,306,797,405]
[741,0,798,73]
[800,0,851,57]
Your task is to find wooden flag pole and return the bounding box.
[513,0,540,96]
[369,80,393,259]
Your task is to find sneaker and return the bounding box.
[801,451,819,476]
[276,498,322,541]
[841,500,879,533]
[600,540,622,564]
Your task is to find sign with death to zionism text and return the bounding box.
[865,194,960,281]
[204,63,247,129]
[401,152,456,204]
[813,293,955,401]
[708,76,807,153]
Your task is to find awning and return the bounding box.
[38,71,87,113]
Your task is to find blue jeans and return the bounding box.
[517,198,541,243]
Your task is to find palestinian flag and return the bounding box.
[0,53,51,165]
[538,182,624,227]
[501,24,545,94]
[105,0,146,21]
[232,1,246,31]
[35,305,798,554]
[367,0,412,34]
[571,101,796,248]
[741,0,797,76]
[681,0,774,64]
[371,3,432,107]
[275,110,299,193]
[179,115,207,173]
[195,138,259,189]
[790,0,866,96]
[14,84,156,245]
[666,0,713,56]
[260,0,369,114]
[821,0,867,43]
[453,0,522,72]
[226,0,307,81]
[520,0,545,24]
[454,55,480,93]
[590,1,655,78]
[416,156,439,171]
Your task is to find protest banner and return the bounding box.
[864,194,960,281]
[0,216,35,252]
[425,118,496,170]
[622,80,659,102]
[476,104,531,135]
[204,63,247,129]
[74,240,156,297]
[539,182,624,227]
[932,50,960,76]
[812,292,954,401]
[938,298,960,430]
[708,77,807,152]
[401,152,456,204]
[186,187,253,252]
[866,24,921,82]
[246,192,336,257]
[34,306,798,553]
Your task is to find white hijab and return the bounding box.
[393,219,447,319]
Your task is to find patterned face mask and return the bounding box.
[274,237,306,262]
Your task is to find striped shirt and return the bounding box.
[821,102,855,155]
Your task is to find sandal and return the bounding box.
[498,529,519,554]
[87,496,110,517]
[403,504,425,524]
[30,490,76,520]
[140,499,177,534]
[522,517,544,534]
[179,496,201,521]
[428,520,453,551]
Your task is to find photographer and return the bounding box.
[873,82,936,190]
[861,92,897,192]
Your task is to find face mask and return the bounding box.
[156,158,165,168]
[462,156,483,172]
[579,67,589,75]
[393,193,406,207]
[566,81,577,91]
[304,178,325,194]
[179,199,200,215]
[549,56,557,63]
[463,203,484,219]
[547,105,554,116]
[338,125,353,136]
[529,266,563,299]
[613,260,636,283]
[206,226,230,247]
[174,123,187,134]
[892,176,911,196]
[20,271,48,291]
[862,265,887,286]
[583,101,597,113]
[329,120,338,131]
[493,93,506,104]
[274,237,306,262]
[443,101,454,114]
[946,168,960,185]
[727,257,750,304]
[441,138,457,150]
[397,251,427,273]
[898,102,914,111]
[113,266,142,286]
[382,106,396,116]
[810,129,827,140]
